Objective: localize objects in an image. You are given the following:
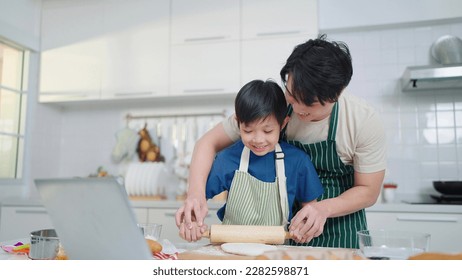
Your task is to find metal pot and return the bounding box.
[431,35,462,65]
[29,229,60,260]
[433,181,462,195]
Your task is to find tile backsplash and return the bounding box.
[327,19,462,198]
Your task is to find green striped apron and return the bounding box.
[222,143,290,227]
[285,103,367,248]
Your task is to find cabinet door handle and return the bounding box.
[183,88,224,93]
[256,30,301,37]
[63,94,89,99]
[114,92,154,97]
[184,36,226,42]
[15,210,48,215]
[397,216,458,223]
[41,94,90,100]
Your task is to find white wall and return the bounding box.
[0,0,42,200]
[318,0,462,201]
[0,0,41,50]
[331,21,462,200]
[319,0,462,31]
[26,97,233,200]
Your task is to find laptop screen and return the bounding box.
[34,177,152,260]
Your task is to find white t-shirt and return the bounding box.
[222,94,387,174]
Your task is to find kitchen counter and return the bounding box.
[0,197,227,211]
[0,238,360,260]
[130,200,462,214]
[2,197,462,214]
[366,202,462,214]
[129,199,226,210]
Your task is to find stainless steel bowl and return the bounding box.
[29,229,60,260]
[431,35,462,65]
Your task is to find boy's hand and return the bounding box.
[179,221,208,242]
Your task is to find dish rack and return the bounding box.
[123,109,228,200]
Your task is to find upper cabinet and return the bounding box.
[241,36,310,84]
[39,0,319,103]
[241,0,318,82]
[101,0,170,100]
[241,0,318,40]
[170,0,240,44]
[169,0,240,95]
[39,0,105,102]
[170,41,240,95]
[40,0,170,102]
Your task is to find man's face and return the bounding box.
[284,74,334,122]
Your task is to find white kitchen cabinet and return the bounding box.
[241,0,318,83]
[241,0,318,40]
[39,0,319,103]
[147,207,221,244]
[39,0,105,102]
[40,0,170,103]
[241,35,312,83]
[366,211,462,253]
[170,0,239,45]
[0,206,53,241]
[39,41,104,102]
[170,41,240,96]
[100,0,170,100]
[169,0,240,96]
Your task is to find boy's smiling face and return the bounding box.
[239,114,283,156]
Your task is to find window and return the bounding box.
[0,41,28,179]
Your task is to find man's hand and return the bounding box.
[289,201,326,243]
[175,196,208,230]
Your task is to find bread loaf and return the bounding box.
[146,239,163,254]
[408,252,462,260]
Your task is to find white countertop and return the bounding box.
[131,200,462,214]
[366,202,462,214]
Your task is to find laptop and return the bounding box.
[34,177,153,260]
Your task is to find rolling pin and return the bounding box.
[203,225,291,244]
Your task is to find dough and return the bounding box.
[221,243,278,256]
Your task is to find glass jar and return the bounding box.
[382,183,397,203]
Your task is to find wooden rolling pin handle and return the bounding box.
[204,225,290,244]
[204,229,290,239]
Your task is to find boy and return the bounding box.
[179,80,323,241]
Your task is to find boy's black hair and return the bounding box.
[235,80,287,127]
[280,34,353,106]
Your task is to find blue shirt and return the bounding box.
[205,140,324,222]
